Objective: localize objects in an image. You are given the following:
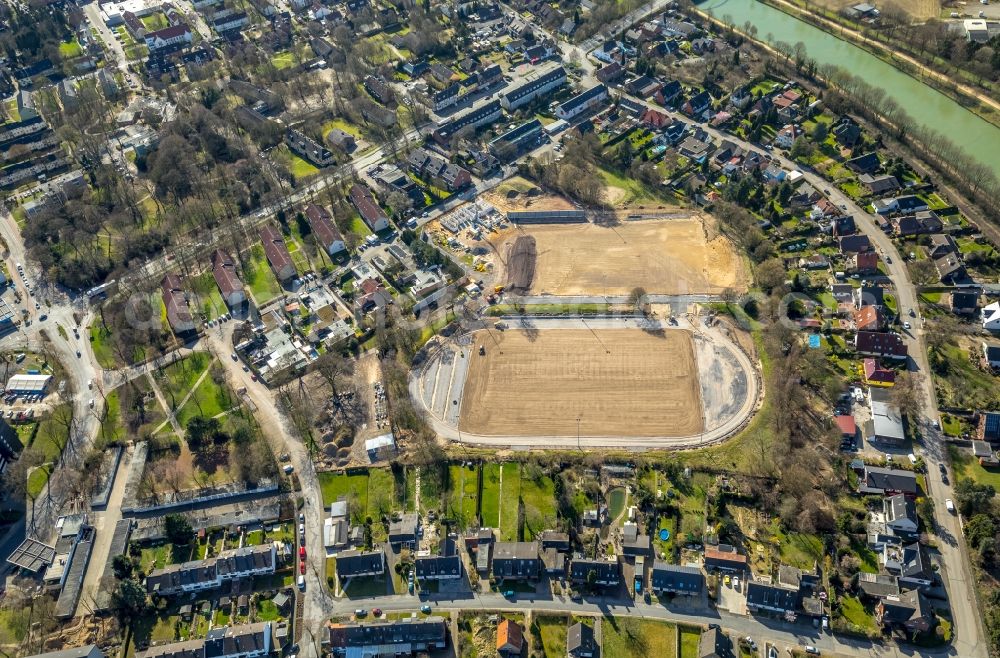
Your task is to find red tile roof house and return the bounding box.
[259,225,296,282]
[853,306,884,333]
[853,251,879,274]
[349,183,390,232]
[863,358,896,386]
[835,414,857,439]
[212,249,246,307]
[162,274,195,333]
[305,204,346,255]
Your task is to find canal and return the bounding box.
[701,0,1000,178]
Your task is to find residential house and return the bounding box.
[596,62,625,84]
[984,301,1000,331]
[555,84,609,121]
[567,622,597,658]
[305,205,346,255]
[414,551,462,581]
[697,627,734,658]
[854,306,884,332]
[431,100,503,144]
[983,343,1000,369]
[622,523,650,558]
[334,549,385,580]
[136,622,273,658]
[144,24,192,51]
[934,253,967,284]
[867,393,906,445]
[855,331,908,360]
[500,65,567,111]
[855,285,884,309]
[145,545,276,597]
[496,619,524,656]
[774,123,802,149]
[863,358,896,386]
[835,415,857,441]
[259,225,296,282]
[570,558,620,588]
[431,83,461,112]
[745,580,801,616]
[489,119,544,159]
[894,210,943,236]
[639,108,671,130]
[406,148,472,192]
[950,291,980,315]
[858,572,901,600]
[853,251,879,274]
[492,542,540,580]
[349,183,390,232]
[704,546,747,573]
[833,117,862,147]
[657,79,684,106]
[980,412,1000,443]
[839,234,872,254]
[539,531,570,552]
[875,590,934,634]
[650,562,704,596]
[682,91,711,119]
[882,542,933,589]
[859,174,900,195]
[388,513,419,548]
[162,274,195,333]
[327,129,356,153]
[860,466,918,496]
[364,75,394,105]
[212,249,246,307]
[884,495,918,536]
[973,440,998,466]
[286,129,335,167]
[846,152,880,174]
[328,619,447,656]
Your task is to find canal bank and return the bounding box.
[700,0,1000,180]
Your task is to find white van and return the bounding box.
[298,575,306,590]
[946,499,956,514]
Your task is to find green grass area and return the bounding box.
[270,51,297,70]
[603,618,677,658]
[367,468,396,525]
[499,463,521,540]
[679,625,702,658]
[319,471,370,523]
[99,390,126,445]
[244,244,283,305]
[838,595,878,634]
[156,352,212,412]
[26,464,52,499]
[349,214,373,237]
[189,272,229,320]
[534,616,568,657]
[288,152,321,178]
[597,166,662,206]
[933,342,1000,410]
[254,599,283,622]
[950,444,1000,490]
[175,370,235,427]
[31,404,72,464]
[58,39,83,58]
[770,523,824,570]
[140,12,169,30]
[480,463,502,528]
[285,236,311,275]
[608,487,627,522]
[322,118,363,140]
[447,464,480,528]
[89,323,121,369]
[519,470,557,540]
[139,542,191,573]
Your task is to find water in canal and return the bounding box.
[701,0,1000,177]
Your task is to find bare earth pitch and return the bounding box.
[459,329,704,437]
[497,219,748,296]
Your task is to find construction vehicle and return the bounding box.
[494,285,504,294]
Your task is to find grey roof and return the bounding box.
[414,554,462,579]
[651,562,704,593]
[870,400,905,442]
[863,466,917,494]
[204,621,271,658]
[567,622,595,655]
[858,572,900,598]
[698,627,734,658]
[24,647,103,658]
[6,537,56,572]
[329,618,447,649]
[886,494,916,526]
[746,580,801,612]
[389,513,419,542]
[569,558,620,584]
[336,549,384,577]
[493,541,539,560]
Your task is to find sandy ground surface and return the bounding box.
[458,328,703,437]
[493,218,748,296]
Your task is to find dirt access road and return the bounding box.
[495,218,748,296]
[459,328,703,437]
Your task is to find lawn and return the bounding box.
[90,323,122,369]
[254,599,283,622]
[608,487,627,522]
[139,542,191,572]
[270,51,297,70]
[189,272,229,320]
[838,595,877,634]
[499,463,521,540]
[319,471,369,522]
[519,470,557,540]
[603,618,677,658]
[58,39,83,58]
[322,118,363,140]
[933,342,1000,411]
[32,404,73,463]
[771,523,824,571]
[349,214,373,237]
[597,165,660,206]
[534,616,569,657]
[447,464,480,529]
[679,625,702,658]
[140,12,169,30]
[26,464,52,499]
[367,468,397,523]
[480,463,502,528]
[949,444,1000,491]
[99,390,126,446]
[175,371,235,427]
[285,236,311,275]
[156,352,212,411]
[244,245,283,304]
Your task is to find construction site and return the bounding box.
[410,316,761,448]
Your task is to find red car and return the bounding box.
[299,546,306,559]
[372,608,382,617]
[300,560,306,574]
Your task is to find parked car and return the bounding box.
[421,605,432,614]
[355,609,367,618]
[946,499,956,514]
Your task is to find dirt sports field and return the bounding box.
[814,0,939,19]
[497,218,748,296]
[459,329,703,437]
